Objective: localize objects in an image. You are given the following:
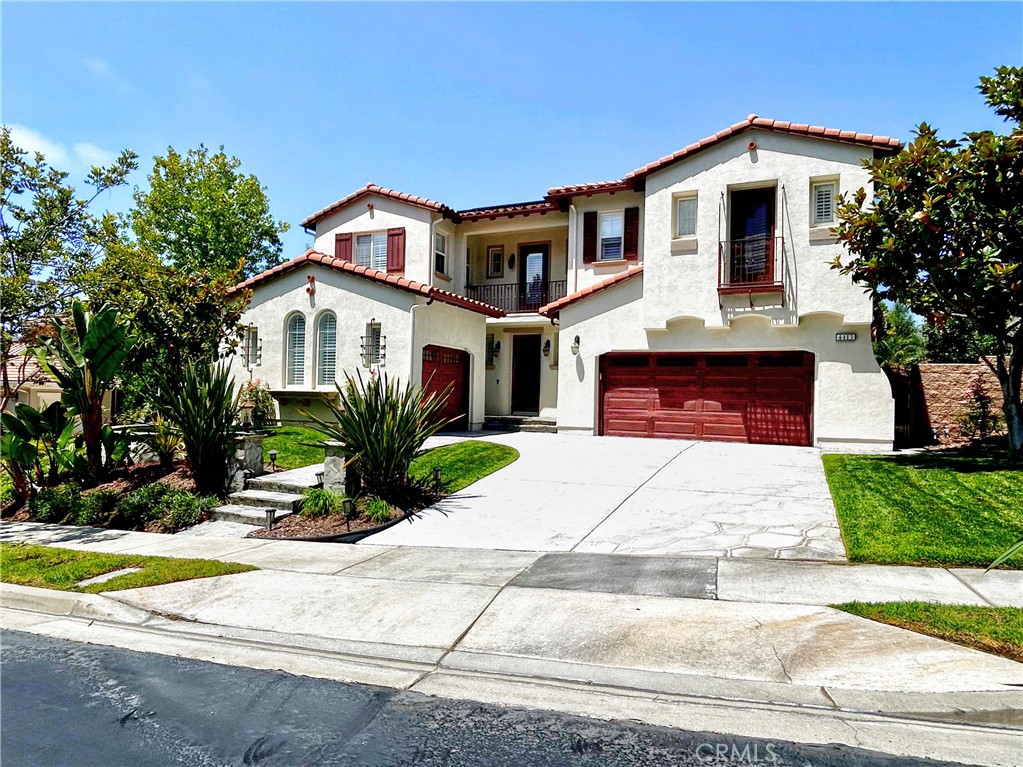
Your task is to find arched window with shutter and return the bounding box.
[286,314,306,386]
[316,312,337,386]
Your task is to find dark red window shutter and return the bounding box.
[334,232,352,262]
[582,211,597,263]
[624,207,639,261]
[386,227,405,272]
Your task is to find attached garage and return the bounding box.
[599,351,814,446]
[422,344,470,431]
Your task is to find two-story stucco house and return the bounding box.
[230,115,902,451]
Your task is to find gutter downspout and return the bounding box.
[568,203,579,293]
[409,297,435,390]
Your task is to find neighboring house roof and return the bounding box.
[229,250,507,318]
[456,200,559,221]
[545,179,632,201]
[3,343,52,389]
[538,266,644,319]
[300,183,459,229]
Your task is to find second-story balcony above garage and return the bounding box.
[718,234,786,305]
[466,279,568,314]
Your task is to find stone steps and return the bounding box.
[210,504,295,526]
[484,416,557,434]
[227,489,304,512]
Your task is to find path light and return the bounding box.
[315,470,325,487]
[264,509,276,530]
[433,467,442,485]
[571,335,580,355]
[343,498,356,531]
[268,450,278,472]
[543,339,551,357]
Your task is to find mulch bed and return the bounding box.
[248,509,404,540]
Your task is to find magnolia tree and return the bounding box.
[833,66,1023,453]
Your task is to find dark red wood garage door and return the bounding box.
[422,345,470,431]
[600,352,813,446]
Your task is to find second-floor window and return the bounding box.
[599,211,623,260]
[356,232,388,271]
[812,181,836,225]
[434,233,447,275]
[676,196,698,237]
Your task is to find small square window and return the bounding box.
[356,232,388,271]
[599,211,623,261]
[434,233,448,274]
[812,181,837,226]
[486,245,504,278]
[676,196,698,237]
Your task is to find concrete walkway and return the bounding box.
[3,521,1022,767]
[374,433,846,560]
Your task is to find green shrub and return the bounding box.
[114,483,170,527]
[29,484,82,523]
[299,488,344,517]
[361,496,394,525]
[157,493,216,532]
[77,490,119,526]
[302,372,453,507]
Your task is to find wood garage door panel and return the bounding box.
[422,345,470,431]
[601,353,812,446]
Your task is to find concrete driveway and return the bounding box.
[371,433,846,560]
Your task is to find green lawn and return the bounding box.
[263,426,327,470]
[411,440,519,493]
[835,601,1023,662]
[1,544,256,593]
[823,447,1023,569]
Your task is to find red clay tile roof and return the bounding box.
[457,200,560,221]
[229,250,506,318]
[545,180,631,200]
[625,114,903,183]
[301,184,459,229]
[3,342,52,389]
[538,266,643,319]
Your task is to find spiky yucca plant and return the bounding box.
[147,360,239,495]
[302,372,453,507]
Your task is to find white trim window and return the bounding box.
[356,232,388,271]
[599,211,624,261]
[812,181,837,226]
[363,322,384,366]
[434,233,448,275]
[316,313,337,386]
[676,195,698,237]
[286,314,306,386]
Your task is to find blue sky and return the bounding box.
[4,2,1021,255]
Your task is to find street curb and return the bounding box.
[0,583,154,626]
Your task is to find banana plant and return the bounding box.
[0,401,84,490]
[36,300,134,483]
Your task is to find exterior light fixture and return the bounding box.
[342,498,356,531]
[571,335,580,355]
[264,509,276,530]
[493,340,501,356]
[268,449,278,472]
[508,253,515,270]
[542,339,551,357]
[315,470,325,486]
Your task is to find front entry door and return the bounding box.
[511,334,542,414]
[518,244,550,312]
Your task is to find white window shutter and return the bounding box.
[813,183,835,225]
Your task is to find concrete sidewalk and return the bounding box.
[3,521,1022,766]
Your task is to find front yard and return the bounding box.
[1,544,255,593]
[823,444,1022,569]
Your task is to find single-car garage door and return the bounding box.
[600,352,813,446]
[422,345,470,431]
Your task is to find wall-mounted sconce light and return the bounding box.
[493,340,502,357]
[571,335,580,355]
[306,274,316,295]
[508,253,516,270]
[542,339,551,357]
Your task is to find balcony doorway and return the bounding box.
[518,243,550,312]
[728,188,776,284]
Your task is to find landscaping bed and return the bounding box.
[834,601,1023,662]
[824,441,1022,569]
[1,544,256,593]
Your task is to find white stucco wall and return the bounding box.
[483,320,559,418]
[555,276,893,451]
[569,191,646,293]
[640,131,875,330]
[312,195,437,286]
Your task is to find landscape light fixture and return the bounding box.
[268,449,278,471]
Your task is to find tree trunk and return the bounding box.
[81,401,104,484]
[996,342,1022,455]
[1005,401,1023,454]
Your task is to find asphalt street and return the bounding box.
[1,630,970,767]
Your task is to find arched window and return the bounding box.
[316,313,337,386]
[286,314,306,386]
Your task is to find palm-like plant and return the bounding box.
[36,300,134,482]
[302,372,453,506]
[147,360,239,495]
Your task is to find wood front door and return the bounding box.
[518,243,550,312]
[511,334,542,414]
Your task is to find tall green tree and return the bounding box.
[874,302,926,372]
[833,66,1023,453]
[923,314,999,363]
[131,145,288,278]
[0,126,137,409]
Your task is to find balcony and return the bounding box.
[718,236,785,306]
[466,280,567,314]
